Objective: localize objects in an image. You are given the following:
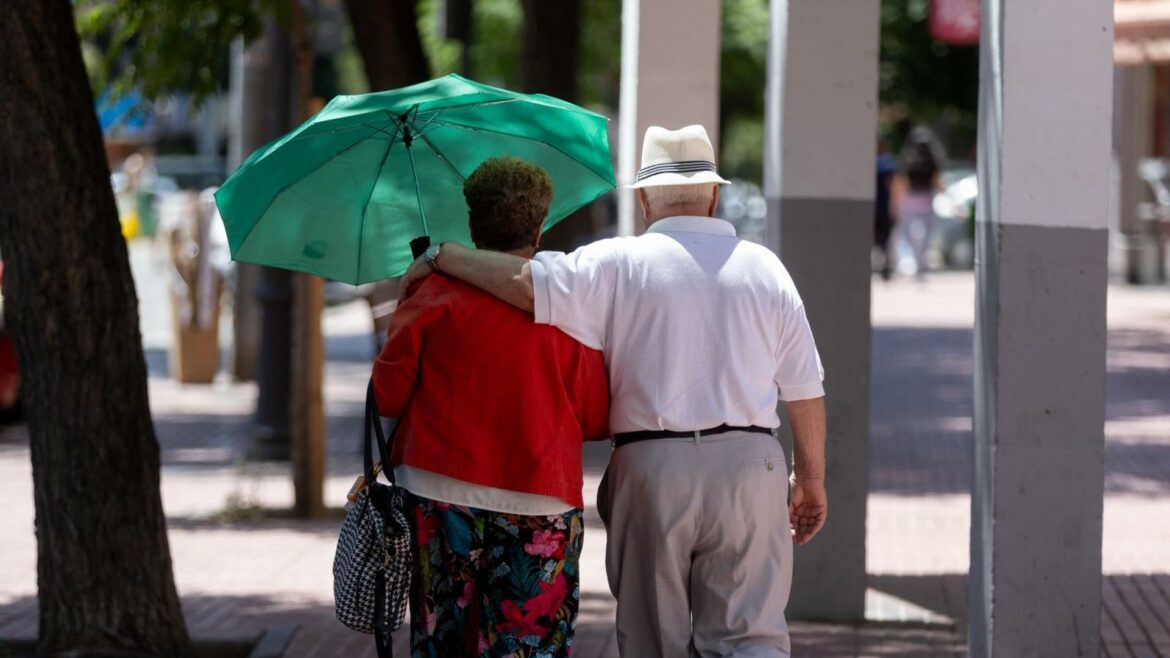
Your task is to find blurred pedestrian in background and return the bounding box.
[893,126,945,280]
[874,137,899,280]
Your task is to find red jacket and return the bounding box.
[373,274,609,508]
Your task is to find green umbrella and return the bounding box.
[214,74,615,284]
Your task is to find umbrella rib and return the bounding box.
[359,121,399,139]
[416,132,467,182]
[356,124,403,283]
[426,118,615,187]
[414,98,520,119]
[285,121,384,144]
[415,97,606,121]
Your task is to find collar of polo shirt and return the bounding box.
[645,216,737,237]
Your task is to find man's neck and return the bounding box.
[645,212,715,229]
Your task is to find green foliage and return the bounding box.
[879,0,979,136]
[75,0,281,102]
[333,24,369,95]
[467,0,522,86]
[721,0,768,123]
[719,0,769,184]
[416,0,621,112]
[418,0,464,77]
[580,0,622,110]
[721,116,764,183]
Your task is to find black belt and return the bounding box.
[614,424,774,448]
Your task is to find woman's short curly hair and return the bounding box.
[464,157,553,251]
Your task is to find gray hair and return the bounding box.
[641,183,718,216]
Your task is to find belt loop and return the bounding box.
[693,430,701,444]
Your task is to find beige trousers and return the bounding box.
[601,431,793,658]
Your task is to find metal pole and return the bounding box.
[763,0,788,255]
[616,0,641,237]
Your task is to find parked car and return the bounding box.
[931,166,977,269]
[0,258,22,423]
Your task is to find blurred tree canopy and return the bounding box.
[75,0,282,101]
[879,0,979,154]
[719,0,768,182]
[77,0,980,178]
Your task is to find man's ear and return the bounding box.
[637,188,651,220]
[533,225,545,249]
[708,185,720,216]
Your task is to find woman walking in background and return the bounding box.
[874,136,899,281]
[893,127,945,279]
[373,158,610,657]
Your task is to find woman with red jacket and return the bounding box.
[373,157,610,658]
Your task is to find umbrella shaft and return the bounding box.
[403,123,430,237]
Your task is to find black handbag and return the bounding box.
[333,379,411,657]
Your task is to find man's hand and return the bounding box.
[789,478,827,545]
[398,242,535,312]
[398,254,433,300]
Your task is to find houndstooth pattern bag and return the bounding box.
[333,380,411,657]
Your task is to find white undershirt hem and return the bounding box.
[394,465,575,516]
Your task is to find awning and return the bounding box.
[1116,0,1170,64]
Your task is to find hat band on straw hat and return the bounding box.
[636,160,717,181]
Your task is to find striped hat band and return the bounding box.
[636,160,718,182]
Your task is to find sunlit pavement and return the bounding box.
[1,245,1168,656]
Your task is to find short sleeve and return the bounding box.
[775,285,825,402]
[530,241,620,350]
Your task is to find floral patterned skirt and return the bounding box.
[405,493,584,658]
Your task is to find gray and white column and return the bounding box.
[617,0,721,236]
[970,1,1113,655]
[764,0,880,621]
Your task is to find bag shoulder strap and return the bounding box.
[364,378,398,485]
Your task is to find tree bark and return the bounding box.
[520,0,582,103]
[344,0,431,91]
[290,0,326,519]
[0,1,189,656]
[520,0,594,251]
[249,20,296,462]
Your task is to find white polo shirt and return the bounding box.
[529,215,824,434]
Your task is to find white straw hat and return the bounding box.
[627,124,731,189]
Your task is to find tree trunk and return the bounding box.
[520,0,594,251]
[0,1,189,656]
[290,0,326,519]
[344,0,431,91]
[520,0,582,103]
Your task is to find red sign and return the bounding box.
[931,0,981,46]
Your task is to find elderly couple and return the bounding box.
[373,125,827,658]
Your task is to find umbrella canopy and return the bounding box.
[214,74,615,284]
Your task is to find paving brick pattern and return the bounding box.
[2,261,1169,656]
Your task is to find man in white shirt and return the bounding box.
[401,125,827,658]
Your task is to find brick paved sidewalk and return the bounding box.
[867,275,1170,658]
[2,264,1169,657]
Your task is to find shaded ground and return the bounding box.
[2,247,1169,656]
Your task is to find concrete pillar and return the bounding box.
[970,2,1112,656]
[616,0,721,236]
[764,0,879,621]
